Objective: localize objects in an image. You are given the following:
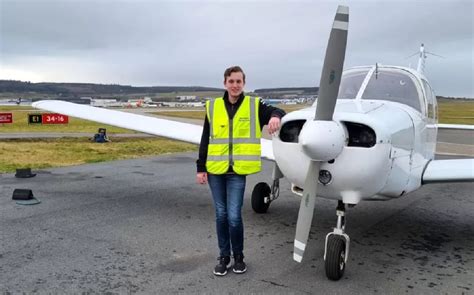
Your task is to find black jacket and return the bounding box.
[196,91,285,173]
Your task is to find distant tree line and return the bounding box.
[436,95,473,101]
[0,80,223,96]
[255,87,319,94]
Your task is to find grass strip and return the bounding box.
[0,137,197,173]
[437,101,474,124]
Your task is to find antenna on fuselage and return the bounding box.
[406,44,444,75]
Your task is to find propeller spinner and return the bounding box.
[293,5,349,263]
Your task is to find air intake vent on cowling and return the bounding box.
[343,122,376,147]
[280,120,306,143]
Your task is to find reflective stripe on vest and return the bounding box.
[206,96,261,175]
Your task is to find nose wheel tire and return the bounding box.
[325,235,346,281]
[251,182,271,213]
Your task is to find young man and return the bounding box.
[196,66,285,276]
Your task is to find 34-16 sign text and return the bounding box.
[42,114,69,124]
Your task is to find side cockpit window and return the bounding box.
[362,70,421,112]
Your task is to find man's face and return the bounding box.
[224,72,245,98]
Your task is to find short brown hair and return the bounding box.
[224,66,246,83]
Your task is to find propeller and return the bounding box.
[293,5,349,263]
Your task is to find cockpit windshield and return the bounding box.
[337,70,368,99]
[336,68,422,112]
[362,70,421,111]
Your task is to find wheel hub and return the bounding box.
[339,250,345,271]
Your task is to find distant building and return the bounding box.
[91,99,123,107]
[51,97,92,105]
[128,97,152,103]
[176,95,196,101]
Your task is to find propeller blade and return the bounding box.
[293,161,321,262]
[315,5,349,121]
[293,5,349,264]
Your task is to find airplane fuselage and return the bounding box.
[273,65,438,204]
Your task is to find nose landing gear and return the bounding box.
[324,201,350,281]
[251,164,351,281]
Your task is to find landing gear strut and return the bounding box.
[251,164,282,213]
[324,201,350,281]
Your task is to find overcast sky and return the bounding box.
[1,0,472,97]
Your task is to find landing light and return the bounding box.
[319,170,332,185]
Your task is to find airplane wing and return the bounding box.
[422,159,474,184]
[438,124,474,130]
[32,100,275,161]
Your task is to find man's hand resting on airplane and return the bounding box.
[268,117,282,135]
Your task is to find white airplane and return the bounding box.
[32,6,473,281]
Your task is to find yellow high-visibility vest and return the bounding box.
[206,96,261,175]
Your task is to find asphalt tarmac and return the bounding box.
[1,153,473,294]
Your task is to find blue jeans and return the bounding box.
[208,173,246,257]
